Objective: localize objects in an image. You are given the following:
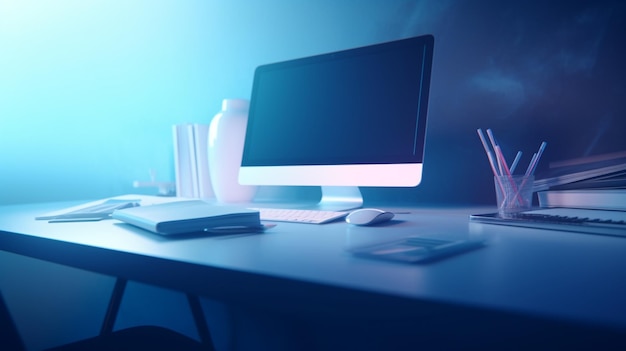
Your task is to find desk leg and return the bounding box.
[187,293,215,351]
[100,278,127,336]
[98,278,215,350]
[1,291,26,351]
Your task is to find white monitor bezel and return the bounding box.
[239,163,423,187]
[238,35,434,208]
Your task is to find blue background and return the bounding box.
[2,0,624,207]
[1,1,625,350]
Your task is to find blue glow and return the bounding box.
[1,0,624,207]
[0,1,218,203]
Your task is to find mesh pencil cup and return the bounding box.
[494,175,534,217]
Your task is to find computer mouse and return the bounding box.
[345,208,394,226]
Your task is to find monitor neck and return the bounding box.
[317,186,363,212]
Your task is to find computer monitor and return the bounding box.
[239,35,435,210]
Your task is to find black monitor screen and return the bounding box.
[242,35,434,167]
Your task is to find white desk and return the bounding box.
[1,201,626,349]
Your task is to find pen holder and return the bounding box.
[494,175,534,217]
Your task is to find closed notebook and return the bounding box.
[112,200,262,235]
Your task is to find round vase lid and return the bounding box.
[222,98,249,112]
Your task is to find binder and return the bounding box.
[112,200,262,235]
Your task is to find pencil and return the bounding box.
[510,151,523,174]
[477,129,499,176]
[526,141,547,175]
[486,129,504,175]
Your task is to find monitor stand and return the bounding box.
[316,186,363,212]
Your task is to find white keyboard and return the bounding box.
[250,208,348,224]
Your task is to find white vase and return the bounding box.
[208,99,258,203]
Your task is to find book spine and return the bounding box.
[538,190,626,211]
[193,124,214,199]
[173,124,195,198]
[186,124,200,198]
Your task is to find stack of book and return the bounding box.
[172,124,213,199]
[534,150,626,211]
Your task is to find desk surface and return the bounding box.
[2,200,626,340]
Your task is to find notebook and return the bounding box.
[112,200,264,235]
[470,208,626,237]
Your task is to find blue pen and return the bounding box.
[528,142,547,175]
[510,151,523,174]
